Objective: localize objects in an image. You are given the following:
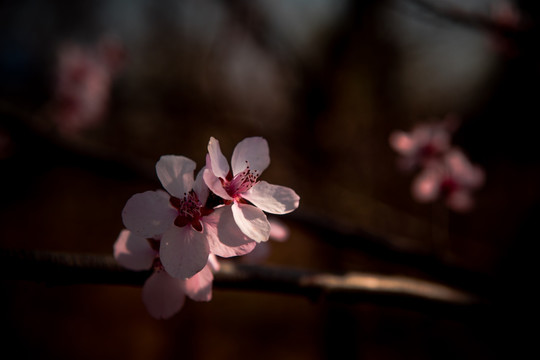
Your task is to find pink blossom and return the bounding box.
[203,137,300,243]
[389,117,458,171]
[53,37,124,135]
[488,1,523,57]
[122,155,255,279]
[268,217,290,243]
[491,0,522,29]
[412,148,485,212]
[114,229,218,319]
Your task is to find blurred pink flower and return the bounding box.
[122,155,255,279]
[412,148,485,212]
[389,117,458,171]
[53,37,124,135]
[203,136,300,243]
[491,0,522,29]
[114,229,219,319]
[268,217,290,242]
[489,1,523,57]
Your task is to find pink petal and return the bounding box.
[155,155,196,198]
[204,206,256,257]
[203,168,232,200]
[208,137,230,179]
[268,217,290,242]
[231,137,270,175]
[412,169,441,203]
[184,265,213,302]
[231,202,270,243]
[193,167,209,205]
[122,190,177,238]
[446,149,485,188]
[243,181,300,214]
[446,190,474,212]
[113,229,156,271]
[389,131,416,155]
[207,254,221,272]
[159,225,210,279]
[142,270,186,319]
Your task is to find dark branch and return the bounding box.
[1,249,485,313]
[407,0,528,35]
[1,102,493,296]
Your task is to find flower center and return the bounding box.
[170,191,212,232]
[419,143,438,159]
[440,177,459,196]
[224,161,259,198]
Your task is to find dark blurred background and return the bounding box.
[1,0,539,358]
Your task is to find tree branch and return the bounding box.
[1,102,492,295]
[1,249,485,313]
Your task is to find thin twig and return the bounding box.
[1,102,492,294]
[1,249,485,313]
[407,0,528,34]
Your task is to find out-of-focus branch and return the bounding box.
[1,102,491,294]
[0,101,157,183]
[1,249,485,312]
[407,0,528,34]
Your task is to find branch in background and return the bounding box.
[407,0,528,34]
[1,249,485,314]
[1,102,492,295]
[0,101,157,183]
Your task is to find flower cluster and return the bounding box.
[389,117,484,212]
[53,36,124,135]
[114,136,300,318]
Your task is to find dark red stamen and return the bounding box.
[440,177,459,195]
[171,191,213,232]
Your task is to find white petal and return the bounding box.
[113,229,156,271]
[231,137,270,175]
[204,206,256,257]
[155,155,196,198]
[207,254,221,272]
[243,181,299,214]
[203,168,232,200]
[160,226,210,279]
[122,190,176,238]
[193,167,209,205]
[184,265,213,302]
[142,270,186,319]
[231,202,270,243]
[208,137,230,179]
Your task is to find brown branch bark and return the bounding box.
[1,249,485,313]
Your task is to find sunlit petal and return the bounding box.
[208,137,230,179]
[156,155,196,198]
[231,202,270,243]
[231,137,270,175]
[243,181,300,214]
